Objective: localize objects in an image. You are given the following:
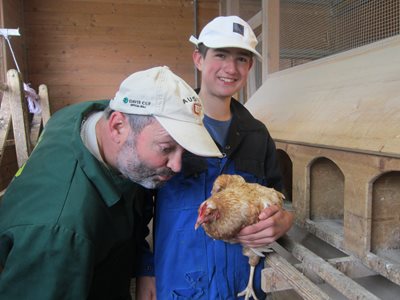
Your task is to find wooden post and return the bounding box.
[39,84,51,127]
[0,82,12,166]
[30,84,51,146]
[262,0,280,82]
[7,69,32,167]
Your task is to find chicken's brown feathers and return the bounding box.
[197,174,285,242]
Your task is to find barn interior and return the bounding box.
[1,0,400,299]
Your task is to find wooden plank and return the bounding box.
[264,252,331,299]
[262,0,280,81]
[29,113,42,147]
[7,69,32,167]
[263,255,377,293]
[0,87,12,164]
[0,143,18,191]
[22,0,218,115]
[30,84,51,146]
[38,84,51,126]
[327,257,376,279]
[278,235,381,300]
[248,11,262,30]
[24,0,192,15]
[364,252,400,286]
[262,266,292,292]
[246,36,400,158]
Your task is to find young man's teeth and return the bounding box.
[220,77,234,82]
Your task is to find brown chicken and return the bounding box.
[195,174,285,300]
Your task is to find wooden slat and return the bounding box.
[364,252,400,286]
[262,0,280,80]
[264,252,331,299]
[0,94,12,164]
[7,69,32,167]
[38,84,51,126]
[279,235,381,300]
[29,113,42,147]
[30,84,51,146]
[263,255,377,293]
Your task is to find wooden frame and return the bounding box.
[0,69,50,194]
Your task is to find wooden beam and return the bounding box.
[262,0,280,81]
[221,0,239,15]
[278,235,381,300]
[0,88,12,164]
[263,254,377,293]
[264,252,331,299]
[30,113,42,147]
[364,252,400,286]
[247,11,262,30]
[39,84,51,127]
[7,69,32,167]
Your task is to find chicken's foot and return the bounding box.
[237,265,259,300]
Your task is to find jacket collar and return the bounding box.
[182,92,264,177]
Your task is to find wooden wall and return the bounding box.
[0,0,25,191]
[0,0,26,75]
[23,0,219,113]
[0,0,219,190]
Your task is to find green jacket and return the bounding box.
[0,101,147,299]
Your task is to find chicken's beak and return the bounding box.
[194,217,203,230]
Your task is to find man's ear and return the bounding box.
[248,57,254,70]
[193,49,203,71]
[107,111,130,144]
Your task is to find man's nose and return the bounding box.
[167,150,182,173]
[223,57,237,73]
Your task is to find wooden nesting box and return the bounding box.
[246,36,400,293]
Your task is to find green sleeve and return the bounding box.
[0,224,94,299]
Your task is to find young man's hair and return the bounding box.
[197,43,209,57]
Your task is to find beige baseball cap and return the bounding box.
[110,66,223,158]
[189,15,262,60]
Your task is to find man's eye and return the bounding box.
[160,146,172,154]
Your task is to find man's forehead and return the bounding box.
[143,121,177,143]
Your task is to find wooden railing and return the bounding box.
[0,69,50,197]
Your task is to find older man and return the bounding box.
[0,66,221,300]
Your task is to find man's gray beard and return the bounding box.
[116,136,171,189]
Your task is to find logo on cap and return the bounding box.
[193,103,202,116]
[233,22,244,36]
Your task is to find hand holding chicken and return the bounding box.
[195,174,285,300]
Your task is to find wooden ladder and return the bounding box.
[0,69,51,197]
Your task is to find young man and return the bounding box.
[136,17,294,299]
[0,66,221,300]
[137,16,293,300]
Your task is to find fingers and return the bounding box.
[236,207,293,248]
[258,204,280,220]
